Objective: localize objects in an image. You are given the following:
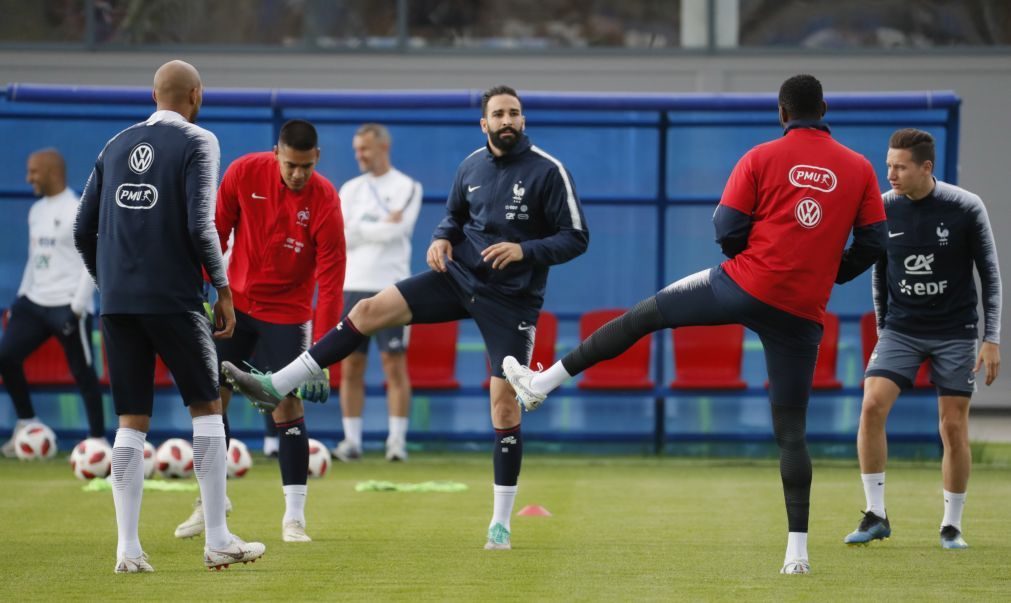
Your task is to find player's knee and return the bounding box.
[938,414,968,445]
[860,395,891,425]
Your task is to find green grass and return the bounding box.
[2,452,1010,601]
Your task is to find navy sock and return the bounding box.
[276,417,309,486]
[772,405,811,533]
[308,317,366,369]
[493,425,523,486]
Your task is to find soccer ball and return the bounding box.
[226,439,252,479]
[69,438,112,479]
[142,441,157,479]
[156,438,194,479]
[14,423,58,460]
[307,438,331,478]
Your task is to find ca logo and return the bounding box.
[129,143,154,175]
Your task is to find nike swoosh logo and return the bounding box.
[252,193,267,200]
[888,231,904,238]
[517,323,535,331]
[968,378,975,384]
[467,185,481,193]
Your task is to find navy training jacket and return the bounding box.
[432,134,589,307]
[75,110,228,315]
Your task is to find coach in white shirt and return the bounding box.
[0,149,105,456]
[333,124,422,462]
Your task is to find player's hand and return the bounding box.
[212,286,236,339]
[427,239,453,272]
[481,242,523,270]
[385,209,404,223]
[974,341,1000,386]
[296,368,331,404]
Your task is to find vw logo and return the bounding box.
[794,197,822,228]
[128,143,154,175]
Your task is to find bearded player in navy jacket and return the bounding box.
[223,85,588,550]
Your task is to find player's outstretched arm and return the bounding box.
[835,221,887,284]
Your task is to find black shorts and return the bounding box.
[102,312,219,415]
[216,310,311,389]
[344,291,408,354]
[395,271,538,378]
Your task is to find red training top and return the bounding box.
[719,127,886,324]
[216,152,346,342]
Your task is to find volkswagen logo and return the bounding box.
[128,143,154,175]
[795,197,822,228]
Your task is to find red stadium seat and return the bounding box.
[670,324,747,390]
[578,309,653,390]
[812,313,843,390]
[327,360,343,388]
[860,311,931,389]
[483,310,558,388]
[1,310,76,385]
[405,322,460,390]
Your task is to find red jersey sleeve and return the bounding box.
[855,160,887,227]
[215,159,242,255]
[311,187,347,343]
[719,150,759,215]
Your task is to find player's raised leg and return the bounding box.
[223,286,412,407]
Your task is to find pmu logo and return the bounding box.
[788,165,837,192]
[128,143,154,174]
[114,183,158,209]
[903,253,934,275]
[794,197,822,228]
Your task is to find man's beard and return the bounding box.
[490,127,520,152]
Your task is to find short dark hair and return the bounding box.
[481,85,521,116]
[889,128,935,165]
[278,119,318,151]
[778,74,824,120]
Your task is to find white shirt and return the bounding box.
[339,168,422,291]
[18,187,96,313]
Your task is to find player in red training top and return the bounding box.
[503,74,887,575]
[174,119,346,543]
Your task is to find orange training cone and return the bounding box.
[517,504,552,516]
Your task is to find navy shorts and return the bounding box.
[102,311,219,415]
[344,291,408,355]
[216,310,311,389]
[656,266,824,407]
[395,270,538,378]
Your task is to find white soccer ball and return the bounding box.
[156,438,194,479]
[226,439,252,479]
[14,423,58,460]
[142,441,157,479]
[307,438,331,478]
[69,438,112,479]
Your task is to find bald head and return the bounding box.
[153,60,203,122]
[26,148,66,197]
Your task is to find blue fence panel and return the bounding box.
[0,86,959,453]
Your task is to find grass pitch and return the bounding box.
[2,451,1010,601]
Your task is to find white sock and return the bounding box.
[111,428,146,559]
[490,484,518,531]
[192,415,231,549]
[861,472,886,518]
[343,417,363,449]
[283,484,308,524]
[942,490,966,530]
[388,416,408,442]
[530,360,571,394]
[784,532,808,563]
[271,351,322,396]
